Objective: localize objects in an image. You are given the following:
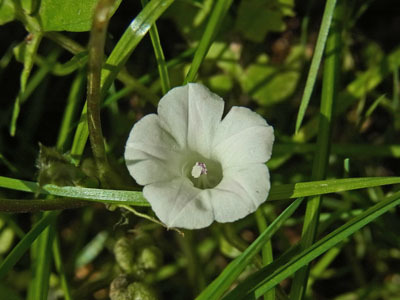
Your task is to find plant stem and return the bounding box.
[87,0,115,186]
[0,198,89,213]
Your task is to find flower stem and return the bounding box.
[119,205,184,236]
[87,0,115,186]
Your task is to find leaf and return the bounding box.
[38,0,122,32]
[0,0,15,25]
[240,47,303,106]
[235,0,294,42]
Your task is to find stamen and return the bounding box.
[191,162,208,178]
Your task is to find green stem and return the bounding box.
[290,2,343,299]
[87,0,115,185]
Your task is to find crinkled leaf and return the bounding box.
[236,0,294,42]
[38,0,121,32]
[0,0,15,25]
[241,46,302,106]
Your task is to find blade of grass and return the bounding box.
[273,143,400,158]
[184,0,233,83]
[223,190,400,299]
[141,0,170,94]
[31,213,55,300]
[52,234,72,300]
[1,176,400,211]
[290,3,342,298]
[295,0,337,133]
[57,71,86,151]
[10,32,42,136]
[254,209,275,300]
[196,198,304,300]
[0,211,59,280]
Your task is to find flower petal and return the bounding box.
[157,83,224,157]
[125,114,181,185]
[144,178,214,229]
[210,164,270,223]
[212,107,274,167]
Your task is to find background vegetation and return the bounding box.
[0,0,399,299]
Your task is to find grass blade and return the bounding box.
[254,209,274,300]
[0,211,58,280]
[290,3,342,298]
[223,190,400,299]
[141,0,170,94]
[53,234,72,300]
[295,0,337,133]
[184,0,233,83]
[196,198,303,300]
[1,176,400,209]
[10,32,42,136]
[31,214,55,300]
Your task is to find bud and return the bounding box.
[109,276,158,300]
[114,237,135,274]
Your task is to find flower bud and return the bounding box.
[114,237,135,273]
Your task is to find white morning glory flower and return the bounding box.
[125,83,274,229]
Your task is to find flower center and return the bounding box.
[191,162,208,178]
[183,153,223,189]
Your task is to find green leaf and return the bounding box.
[240,47,302,106]
[0,0,15,25]
[223,190,400,299]
[0,227,14,254]
[196,198,303,300]
[38,0,122,32]
[235,0,294,42]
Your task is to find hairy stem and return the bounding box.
[87,0,115,186]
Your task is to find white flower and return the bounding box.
[125,83,274,229]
